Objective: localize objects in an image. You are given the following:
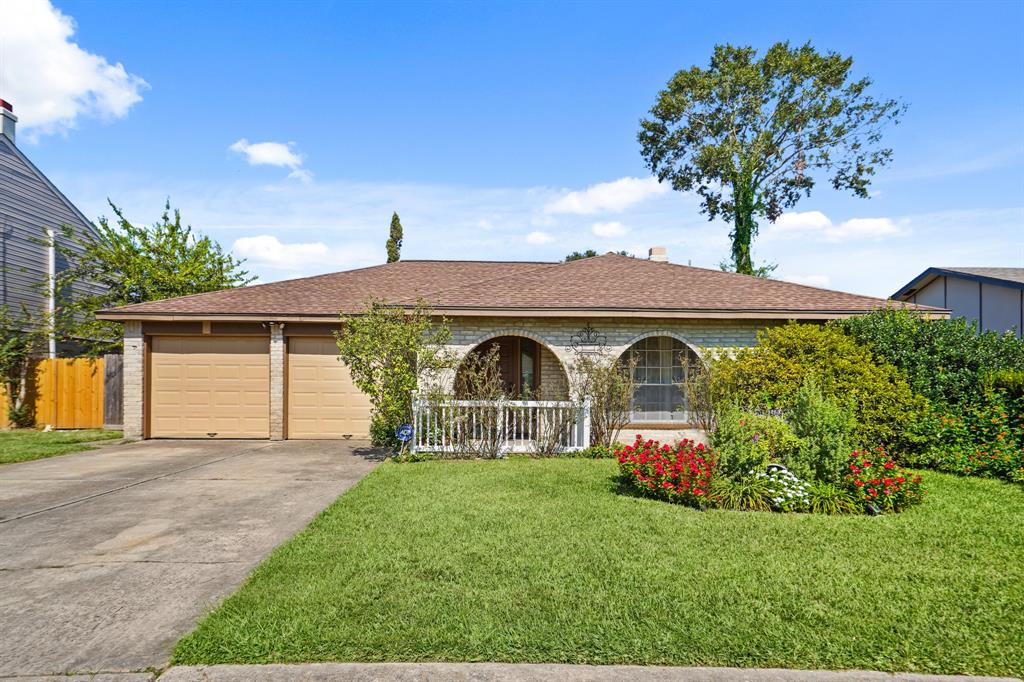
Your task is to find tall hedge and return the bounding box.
[711,322,923,455]
[835,308,1024,408]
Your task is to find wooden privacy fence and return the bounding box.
[0,355,123,430]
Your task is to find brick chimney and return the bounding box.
[648,246,668,262]
[0,100,16,144]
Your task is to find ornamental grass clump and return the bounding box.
[617,435,715,508]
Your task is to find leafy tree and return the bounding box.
[386,212,403,263]
[564,249,599,262]
[0,306,44,427]
[50,201,255,354]
[335,300,453,448]
[564,249,633,262]
[639,42,905,275]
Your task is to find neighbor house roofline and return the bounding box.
[893,267,1024,300]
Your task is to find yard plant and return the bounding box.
[173,459,1024,676]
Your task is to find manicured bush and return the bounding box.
[836,308,1024,409]
[711,322,924,456]
[710,404,802,478]
[616,436,716,507]
[844,449,926,512]
[787,378,855,483]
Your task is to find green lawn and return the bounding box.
[173,459,1024,676]
[0,429,123,465]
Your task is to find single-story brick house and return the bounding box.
[97,251,942,441]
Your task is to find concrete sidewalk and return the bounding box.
[155,663,1021,682]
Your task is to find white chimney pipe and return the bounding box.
[648,246,668,262]
[0,100,16,144]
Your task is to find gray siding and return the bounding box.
[0,135,96,322]
[946,276,980,324]
[981,282,1021,336]
[914,277,946,308]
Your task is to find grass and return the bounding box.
[0,429,123,465]
[172,459,1024,676]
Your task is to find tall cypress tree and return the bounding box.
[386,212,403,263]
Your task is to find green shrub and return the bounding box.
[710,404,802,478]
[568,443,622,459]
[787,378,855,483]
[708,475,773,511]
[845,449,926,513]
[806,481,860,514]
[711,321,923,456]
[925,390,1023,480]
[836,308,1024,408]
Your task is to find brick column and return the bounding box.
[122,320,144,439]
[269,323,285,440]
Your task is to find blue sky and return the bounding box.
[3,0,1023,296]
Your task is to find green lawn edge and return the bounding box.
[0,429,124,465]
[172,459,1024,676]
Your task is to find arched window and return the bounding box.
[621,336,700,422]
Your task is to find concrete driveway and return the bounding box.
[0,439,382,678]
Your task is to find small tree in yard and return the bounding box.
[0,307,43,428]
[336,300,452,448]
[639,42,905,276]
[570,350,637,448]
[50,200,255,355]
[386,212,403,263]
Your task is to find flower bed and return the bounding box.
[616,435,926,515]
[616,436,715,507]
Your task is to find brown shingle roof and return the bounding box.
[98,254,942,320]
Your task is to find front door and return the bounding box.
[491,336,540,398]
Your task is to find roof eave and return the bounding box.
[96,305,951,323]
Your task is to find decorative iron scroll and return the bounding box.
[566,323,607,353]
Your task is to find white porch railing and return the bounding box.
[411,396,591,455]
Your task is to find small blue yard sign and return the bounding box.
[395,424,414,442]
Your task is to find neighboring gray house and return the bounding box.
[0,99,99,356]
[893,267,1024,337]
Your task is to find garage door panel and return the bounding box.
[150,336,270,439]
[287,337,371,439]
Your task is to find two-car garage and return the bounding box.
[147,333,371,440]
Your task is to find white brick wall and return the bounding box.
[269,323,285,440]
[122,320,144,439]
[437,316,775,393]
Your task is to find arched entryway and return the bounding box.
[619,335,702,423]
[456,335,569,400]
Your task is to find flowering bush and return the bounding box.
[844,449,926,512]
[616,435,716,508]
[754,466,810,512]
[921,392,1024,481]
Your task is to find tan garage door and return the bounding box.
[287,336,372,439]
[150,336,270,438]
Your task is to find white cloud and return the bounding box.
[591,221,628,238]
[783,274,832,288]
[232,235,377,275]
[0,0,147,139]
[525,230,555,245]
[545,176,668,214]
[229,139,313,183]
[766,210,909,242]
